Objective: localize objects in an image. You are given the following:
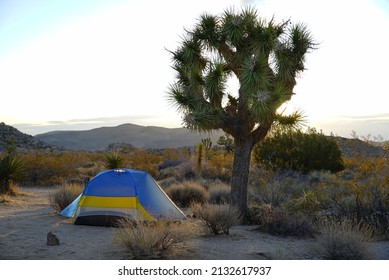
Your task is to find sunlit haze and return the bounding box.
[1,0,388,138]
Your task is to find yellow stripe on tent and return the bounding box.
[78,196,155,220]
[79,196,138,208]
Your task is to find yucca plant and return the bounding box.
[0,154,25,195]
[103,153,124,169]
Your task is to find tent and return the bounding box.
[60,168,185,226]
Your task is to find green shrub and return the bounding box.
[190,203,242,235]
[49,182,84,212]
[254,128,344,174]
[313,220,375,259]
[165,181,208,207]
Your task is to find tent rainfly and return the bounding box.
[60,168,185,226]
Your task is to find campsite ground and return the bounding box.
[1,186,389,260]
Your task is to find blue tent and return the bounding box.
[60,168,185,226]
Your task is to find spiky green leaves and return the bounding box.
[194,14,222,50]
[0,154,25,194]
[221,8,246,47]
[204,61,230,108]
[248,82,291,124]
[167,7,315,135]
[172,37,205,70]
[240,53,271,92]
[275,109,306,130]
[183,109,223,132]
[274,23,316,80]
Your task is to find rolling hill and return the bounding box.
[35,123,224,150]
[0,122,55,152]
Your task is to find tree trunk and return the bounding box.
[230,137,254,220]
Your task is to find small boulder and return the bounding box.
[47,231,60,246]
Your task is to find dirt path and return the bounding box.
[0,187,126,260]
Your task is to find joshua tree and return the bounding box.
[167,7,315,217]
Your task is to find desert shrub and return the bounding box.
[126,149,161,178]
[202,151,233,181]
[248,171,312,206]
[103,153,124,169]
[0,194,10,204]
[249,176,293,207]
[190,203,242,235]
[158,167,179,180]
[165,181,208,207]
[157,160,195,181]
[113,219,195,259]
[313,220,375,259]
[254,128,344,174]
[252,204,313,237]
[49,182,84,212]
[0,154,24,195]
[158,159,184,171]
[324,178,389,238]
[174,161,195,180]
[157,177,180,189]
[312,165,389,240]
[22,151,102,185]
[160,147,191,162]
[208,181,230,204]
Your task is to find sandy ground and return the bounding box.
[1,186,389,260]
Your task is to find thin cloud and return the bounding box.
[240,0,261,5]
[333,113,389,122]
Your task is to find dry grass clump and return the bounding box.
[208,181,230,204]
[190,203,242,235]
[113,219,197,259]
[248,173,306,207]
[313,220,376,259]
[165,181,208,207]
[49,182,84,212]
[0,194,11,204]
[251,204,313,237]
[157,177,180,189]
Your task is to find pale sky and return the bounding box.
[1,0,389,138]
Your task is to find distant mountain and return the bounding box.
[35,123,224,150]
[0,122,55,152]
[3,121,387,156]
[332,136,387,158]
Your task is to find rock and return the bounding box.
[47,231,60,246]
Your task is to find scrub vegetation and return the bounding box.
[49,182,84,213]
[2,127,388,259]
